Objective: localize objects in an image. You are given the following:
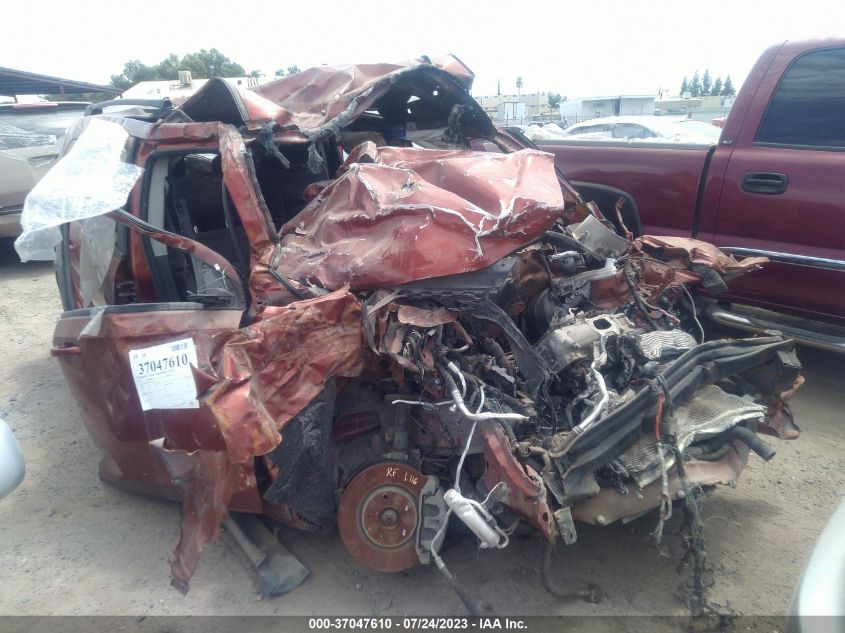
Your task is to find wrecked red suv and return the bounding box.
[19,56,802,613]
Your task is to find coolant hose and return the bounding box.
[728,426,776,461]
[691,426,776,462]
[544,231,588,255]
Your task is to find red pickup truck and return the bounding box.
[522,38,845,353]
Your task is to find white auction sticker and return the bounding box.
[129,338,200,411]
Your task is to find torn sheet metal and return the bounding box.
[180,56,484,136]
[202,287,365,464]
[151,439,258,593]
[275,145,565,290]
[481,425,553,540]
[636,235,768,278]
[15,118,144,261]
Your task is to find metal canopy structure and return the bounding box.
[0,67,121,97]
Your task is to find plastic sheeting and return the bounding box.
[14,118,143,261]
[77,215,118,308]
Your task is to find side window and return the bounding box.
[755,47,845,148]
[571,124,612,136]
[143,152,247,305]
[613,123,653,139]
[250,141,334,231]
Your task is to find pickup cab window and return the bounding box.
[756,47,845,148]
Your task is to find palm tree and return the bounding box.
[516,76,524,95]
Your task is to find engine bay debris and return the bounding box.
[30,55,803,615]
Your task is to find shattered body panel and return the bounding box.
[31,56,803,612]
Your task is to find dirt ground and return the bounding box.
[0,242,842,619]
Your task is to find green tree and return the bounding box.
[702,69,712,96]
[179,48,245,78]
[45,91,114,103]
[547,92,562,109]
[721,75,736,96]
[680,76,689,95]
[274,65,301,77]
[690,70,701,97]
[248,69,264,78]
[108,49,247,90]
[156,54,182,80]
[710,77,723,97]
[516,76,523,95]
[110,60,160,91]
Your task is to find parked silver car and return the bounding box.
[0,102,88,238]
[789,500,845,632]
[0,418,24,499]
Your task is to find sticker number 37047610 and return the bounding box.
[128,338,200,411]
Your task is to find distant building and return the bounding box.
[122,71,273,102]
[497,102,525,123]
[655,95,735,122]
[559,95,657,125]
[473,92,555,124]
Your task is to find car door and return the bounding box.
[713,45,845,322]
[51,211,261,511]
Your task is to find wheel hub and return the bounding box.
[338,462,426,572]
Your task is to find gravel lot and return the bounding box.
[0,241,842,620]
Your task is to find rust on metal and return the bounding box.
[337,462,427,572]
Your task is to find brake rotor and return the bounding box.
[337,462,426,572]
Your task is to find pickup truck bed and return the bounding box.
[529,38,845,348]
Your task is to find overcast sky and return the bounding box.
[4,0,844,98]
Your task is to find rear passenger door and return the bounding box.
[714,45,845,321]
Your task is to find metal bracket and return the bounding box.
[224,513,309,596]
[415,476,448,565]
[554,507,578,546]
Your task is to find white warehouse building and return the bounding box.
[560,95,657,125]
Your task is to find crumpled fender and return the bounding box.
[203,287,365,464]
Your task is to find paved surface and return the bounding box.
[0,244,842,617]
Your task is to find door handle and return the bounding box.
[50,345,83,357]
[741,172,788,195]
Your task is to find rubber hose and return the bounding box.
[690,426,775,462]
[727,426,776,461]
[685,442,733,462]
[541,539,599,602]
[434,556,482,615]
[544,231,587,254]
